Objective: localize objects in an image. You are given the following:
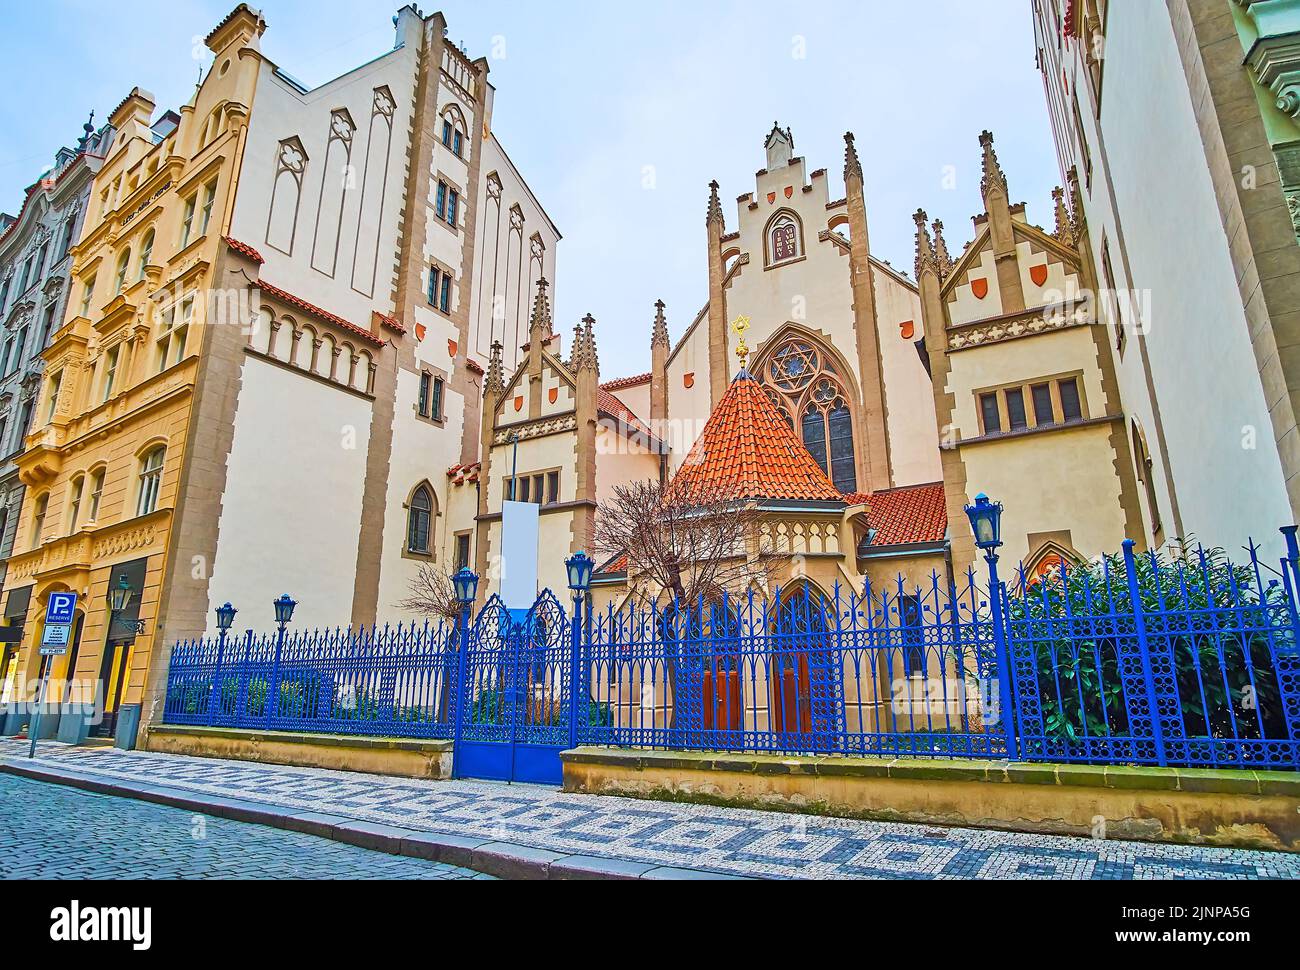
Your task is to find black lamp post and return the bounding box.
[267,594,297,728]
[209,602,237,724]
[565,552,594,750]
[962,492,1018,760]
[450,568,479,760]
[108,574,145,635]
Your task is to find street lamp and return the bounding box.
[108,575,134,614]
[964,493,1004,556]
[962,492,1018,760]
[272,594,297,631]
[452,568,479,605]
[565,551,594,593]
[215,602,237,633]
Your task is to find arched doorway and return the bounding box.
[769,584,843,746]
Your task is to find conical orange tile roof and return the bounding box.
[668,370,844,505]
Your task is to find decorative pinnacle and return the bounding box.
[979,129,1007,198]
[706,179,724,227]
[529,276,552,336]
[843,131,863,183]
[731,314,752,372]
[574,313,599,375]
[484,340,505,396]
[913,208,938,280]
[1052,187,1075,246]
[932,219,954,279]
[651,300,669,349]
[1065,165,1087,239]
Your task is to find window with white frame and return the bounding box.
[87,468,105,522]
[79,274,96,318]
[200,180,217,236]
[180,195,197,248]
[136,229,154,281]
[101,344,120,402]
[156,297,193,372]
[45,370,62,424]
[67,475,84,535]
[136,447,165,516]
[113,249,130,295]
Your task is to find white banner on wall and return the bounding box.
[500,500,540,610]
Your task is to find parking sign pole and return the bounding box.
[27,656,48,760]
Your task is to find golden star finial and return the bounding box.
[731,314,752,371]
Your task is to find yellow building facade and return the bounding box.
[2,8,265,744]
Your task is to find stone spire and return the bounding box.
[651,299,669,349]
[932,219,954,280]
[484,339,505,396]
[843,131,863,184]
[574,313,599,376]
[706,179,724,227]
[913,209,939,281]
[979,130,1008,199]
[1052,187,1075,246]
[1066,165,1087,241]
[528,277,552,337]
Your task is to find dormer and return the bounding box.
[108,88,156,133]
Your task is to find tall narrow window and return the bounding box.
[45,370,62,424]
[31,493,47,549]
[426,266,440,305]
[900,595,926,676]
[137,447,165,516]
[101,345,120,402]
[827,403,856,493]
[136,229,155,280]
[455,533,471,572]
[1005,387,1028,431]
[447,190,459,227]
[418,373,431,417]
[113,249,130,295]
[801,407,828,473]
[979,392,1002,435]
[67,476,84,535]
[452,129,463,157]
[431,377,444,421]
[39,303,57,348]
[442,120,453,148]
[1101,239,1124,352]
[79,274,96,318]
[88,468,105,522]
[0,279,9,315]
[407,486,433,554]
[546,470,560,505]
[180,195,196,248]
[1059,378,1082,423]
[439,272,452,313]
[1031,383,1054,427]
[200,180,217,235]
[435,182,447,220]
[156,298,192,372]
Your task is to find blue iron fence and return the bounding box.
[161,533,1300,772]
[162,621,457,739]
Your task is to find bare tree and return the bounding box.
[591,479,774,606]
[395,563,463,624]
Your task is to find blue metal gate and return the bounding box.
[453,591,572,784]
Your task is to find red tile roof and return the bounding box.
[255,279,384,347]
[601,373,651,392]
[466,358,484,375]
[224,236,264,264]
[668,372,843,505]
[597,388,661,450]
[373,310,405,334]
[856,482,948,547]
[447,462,481,486]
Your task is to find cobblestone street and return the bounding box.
[0,772,489,880]
[3,740,1297,880]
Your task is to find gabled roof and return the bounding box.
[668,370,843,505]
[601,373,650,392]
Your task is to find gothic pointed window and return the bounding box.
[766,212,803,266]
[759,334,857,493]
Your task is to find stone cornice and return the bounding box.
[947,301,1093,351]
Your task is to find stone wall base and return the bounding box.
[145,725,453,780]
[561,748,1300,853]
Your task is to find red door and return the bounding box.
[701,658,742,732]
[771,652,812,734]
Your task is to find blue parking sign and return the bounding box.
[45,592,77,626]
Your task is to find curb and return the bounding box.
[0,759,754,881]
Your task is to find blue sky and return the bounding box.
[0,0,1057,378]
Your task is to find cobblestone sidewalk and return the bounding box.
[4,740,1297,880]
[0,772,488,880]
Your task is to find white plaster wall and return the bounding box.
[231,28,419,324]
[470,135,561,373]
[207,355,371,631]
[1098,0,1291,553]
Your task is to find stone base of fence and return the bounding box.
[145,725,453,780]
[561,748,1300,853]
